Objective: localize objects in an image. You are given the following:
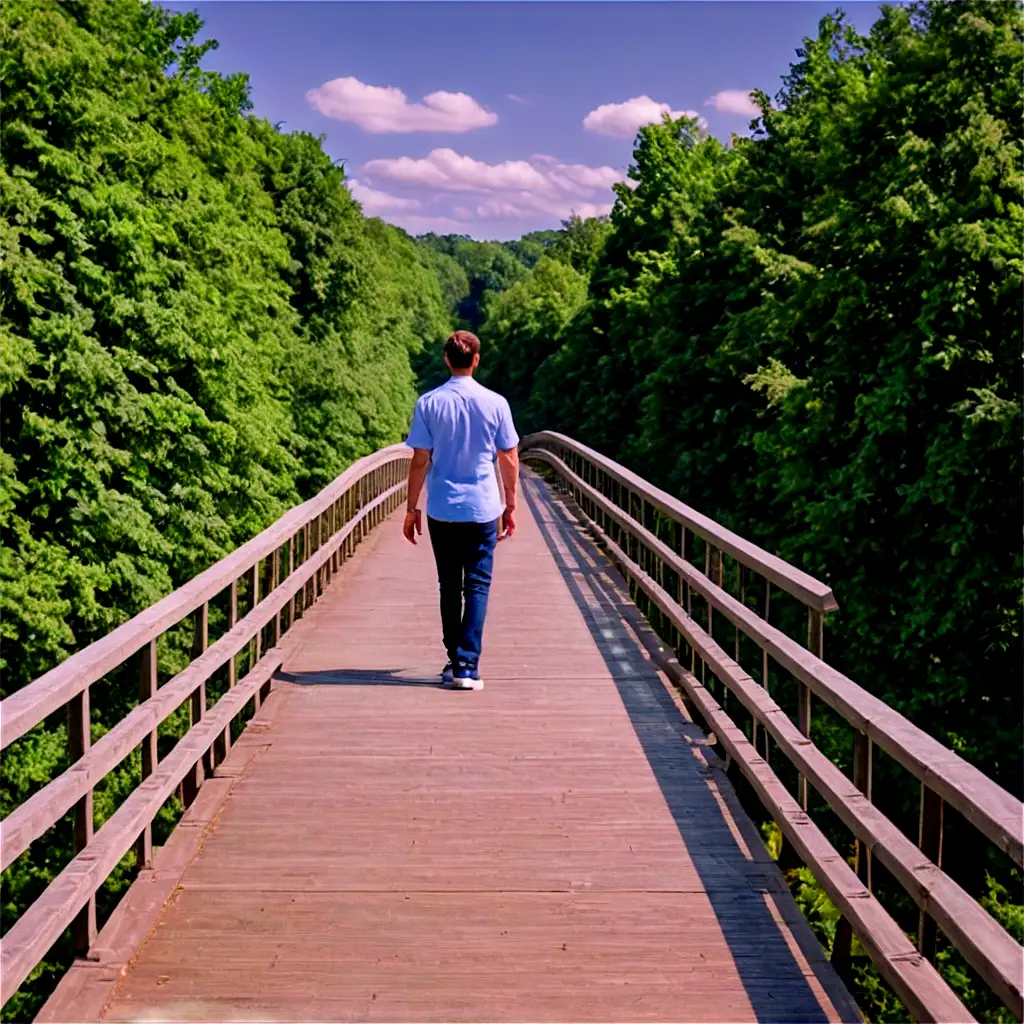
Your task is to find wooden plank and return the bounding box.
[36,689,294,1024]
[216,578,238,766]
[522,432,838,612]
[586,518,1020,1019]
[655,673,969,1024]
[134,639,158,871]
[0,652,285,1006]
[0,483,404,875]
[918,785,944,962]
[68,688,97,956]
[182,602,209,807]
[540,451,1024,868]
[0,446,412,751]
[580,531,969,1022]
[95,485,854,1024]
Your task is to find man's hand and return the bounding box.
[403,508,422,544]
[499,506,516,541]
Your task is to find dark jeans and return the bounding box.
[427,517,498,671]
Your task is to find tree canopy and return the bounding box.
[1,1,447,1017]
[466,3,1023,1017]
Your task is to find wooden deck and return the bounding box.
[67,473,859,1023]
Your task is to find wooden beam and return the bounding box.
[1,446,412,751]
[521,431,838,612]
[182,602,209,807]
[68,688,96,957]
[532,449,1023,868]
[134,640,158,871]
[583,516,1022,1019]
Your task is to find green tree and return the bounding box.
[547,214,612,276]
[1,2,449,1017]
[479,255,587,419]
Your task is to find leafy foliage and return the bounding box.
[475,3,1023,1018]
[1,1,448,1017]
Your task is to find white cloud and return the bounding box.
[705,89,760,118]
[583,96,702,139]
[506,93,532,106]
[363,149,550,192]
[473,197,614,222]
[346,179,421,214]
[306,77,497,133]
[385,212,478,235]
[359,149,624,235]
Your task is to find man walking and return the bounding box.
[403,330,519,691]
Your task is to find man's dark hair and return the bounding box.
[444,330,481,369]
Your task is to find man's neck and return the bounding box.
[450,370,474,379]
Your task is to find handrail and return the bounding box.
[522,431,838,613]
[523,438,1023,1023]
[0,444,412,1011]
[1,444,409,751]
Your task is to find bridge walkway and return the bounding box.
[62,473,857,1023]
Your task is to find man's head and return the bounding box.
[444,330,480,375]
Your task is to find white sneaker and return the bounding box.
[452,668,484,691]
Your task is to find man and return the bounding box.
[403,330,519,691]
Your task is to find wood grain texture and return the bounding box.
[0,446,410,750]
[521,431,838,612]
[585,512,1020,1016]
[95,474,858,1024]
[568,504,996,1021]
[0,481,405,877]
[528,446,1024,870]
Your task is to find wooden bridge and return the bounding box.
[2,435,1021,1023]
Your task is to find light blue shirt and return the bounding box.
[406,376,519,523]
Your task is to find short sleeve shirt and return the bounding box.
[406,376,519,523]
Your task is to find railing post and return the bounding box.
[684,529,696,674]
[304,522,313,609]
[271,545,281,647]
[316,512,325,598]
[136,639,158,870]
[831,730,873,981]
[344,490,353,560]
[331,500,339,574]
[287,535,296,632]
[216,578,237,765]
[799,609,821,810]
[69,686,97,957]
[918,784,944,961]
[182,601,208,807]
[853,732,873,889]
[251,561,261,660]
[761,583,772,763]
[324,505,333,586]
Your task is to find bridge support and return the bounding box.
[68,688,97,957]
[135,640,158,870]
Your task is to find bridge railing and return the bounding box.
[0,444,412,1010]
[522,430,1023,1024]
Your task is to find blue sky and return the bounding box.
[188,1,884,239]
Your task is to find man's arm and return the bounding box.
[403,448,431,544]
[497,446,519,539]
[403,397,433,545]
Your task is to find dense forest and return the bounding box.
[1,0,1021,1021]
